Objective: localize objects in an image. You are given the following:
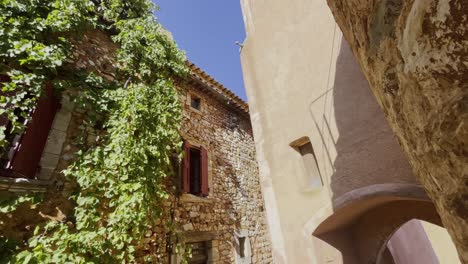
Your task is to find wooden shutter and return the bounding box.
[200,146,209,196]
[182,141,191,193]
[7,83,59,178]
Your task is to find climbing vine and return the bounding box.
[1,0,188,262]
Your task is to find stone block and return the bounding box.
[0,181,10,191]
[36,167,55,180]
[208,247,220,261]
[52,109,72,132]
[39,152,60,170]
[43,129,67,155]
[60,95,75,111]
[210,240,219,247]
[189,211,199,218]
[183,223,194,231]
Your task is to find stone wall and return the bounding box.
[0,30,116,243]
[0,30,273,263]
[325,0,467,261]
[179,81,272,263]
[135,80,273,263]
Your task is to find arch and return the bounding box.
[386,220,440,264]
[310,184,443,263]
[386,220,462,264]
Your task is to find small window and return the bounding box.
[238,236,246,258]
[235,232,251,261]
[190,96,201,110]
[187,241,208,264]
[189,148,201,195]
[290,137,323,189]
[182,142,209,196]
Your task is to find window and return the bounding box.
[290,137,323,189]
[238,236,246,258]
[170,239,218,264]
[234,231,251,261]
[189,148,201,194]
[187,241,208,264]
[190,96,201,111]
[1,80,59,179]
[182,142,209,196]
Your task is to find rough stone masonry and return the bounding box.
[0,30,273,263]
[325,0,467,261]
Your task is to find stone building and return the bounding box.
[162,63,273,263]
[239,0,462,263]
[0,30,272,263]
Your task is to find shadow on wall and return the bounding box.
[318,38,416,199]
[307,39,453,263]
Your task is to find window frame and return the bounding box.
[186,93,202,113]
[182,141,209,197]
[290,136,323,191]
[190,96,201,111]
[1,81,59,179]
[187,241,209,264]
[170,238,219,264]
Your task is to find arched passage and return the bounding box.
[311,185,448,264]
[354,199,442,264]
[387,219,461,264]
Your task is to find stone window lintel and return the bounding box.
[0,176,55,193]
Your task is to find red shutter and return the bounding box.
[7,83,59,178]
[200,146,209,196]
[182,141,191,193]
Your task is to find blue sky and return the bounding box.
[153,1,247,100]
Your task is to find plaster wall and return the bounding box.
[387,220,462,264]
[422,221,462,264]
[239,0,458,263]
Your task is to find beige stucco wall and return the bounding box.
[422,221,462,264]
[387,220,439,264]
[239,0,459,263]
[387,219,461,264]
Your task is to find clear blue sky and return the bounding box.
[153,1,247,100]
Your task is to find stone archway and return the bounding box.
[311,184,445,264]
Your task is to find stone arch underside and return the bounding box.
[312,185,443,264]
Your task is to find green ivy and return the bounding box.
[0,193,43,214]
[0,0,188,262]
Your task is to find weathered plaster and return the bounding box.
[239,0,463,262]
[326,0,468,260]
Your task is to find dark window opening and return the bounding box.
[189,148,201,195]
[187,241,208,264]
[1,106,28,166]
[190,96,201,110]
[239,237,246,258]
[182,142,209,197]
